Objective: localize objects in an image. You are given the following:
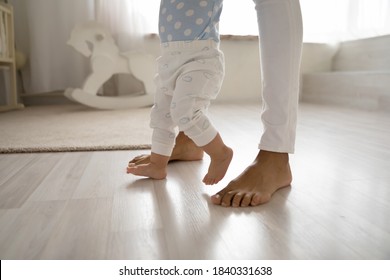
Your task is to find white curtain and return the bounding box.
[9,0,390,94]
[95,0,149,51]
[10,0,151,94]
[10,0,93,94]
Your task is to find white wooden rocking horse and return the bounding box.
[64,21,155,109]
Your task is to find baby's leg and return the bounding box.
[171,72,232,185]
[170,43,230,184]
[127,152,169,180]
[201,133,233,185]
[128,76,176,180]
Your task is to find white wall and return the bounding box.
[301,35,390,110]
[14,34,341,104]
[219,38,262,102]
[139,36,338,103]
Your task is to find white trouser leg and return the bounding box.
[150,88,177,157]
[150,40,224,156]
[171,94,218,148]
[253,0,303,153]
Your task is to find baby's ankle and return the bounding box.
[212,145,233,161]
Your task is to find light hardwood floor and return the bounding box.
[0,101,389,260]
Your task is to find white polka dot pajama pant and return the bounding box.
[150,40,225,156]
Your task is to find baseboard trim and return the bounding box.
[20,91,76,106]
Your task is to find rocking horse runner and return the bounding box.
[64,21,155,109]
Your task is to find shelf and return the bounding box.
[0,57,13,63]
[0,2,23,112]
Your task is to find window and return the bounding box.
[138,0,390,43]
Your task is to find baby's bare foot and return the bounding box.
[128,132,203,167]
[203,147,233,185]
[127,163,167,180]
[127,152,169,180]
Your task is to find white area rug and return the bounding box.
[0,104,152,153]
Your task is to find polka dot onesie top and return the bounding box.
[159,0,223,43]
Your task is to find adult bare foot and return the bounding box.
[128,132,203,166]
[211,150,292,207]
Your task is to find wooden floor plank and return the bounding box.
[0,201,67,259]
[0,153,63,209]
[0,102,389,259]
[0,153,37,186]
[38,198,113,260]
[27,152,92,202]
